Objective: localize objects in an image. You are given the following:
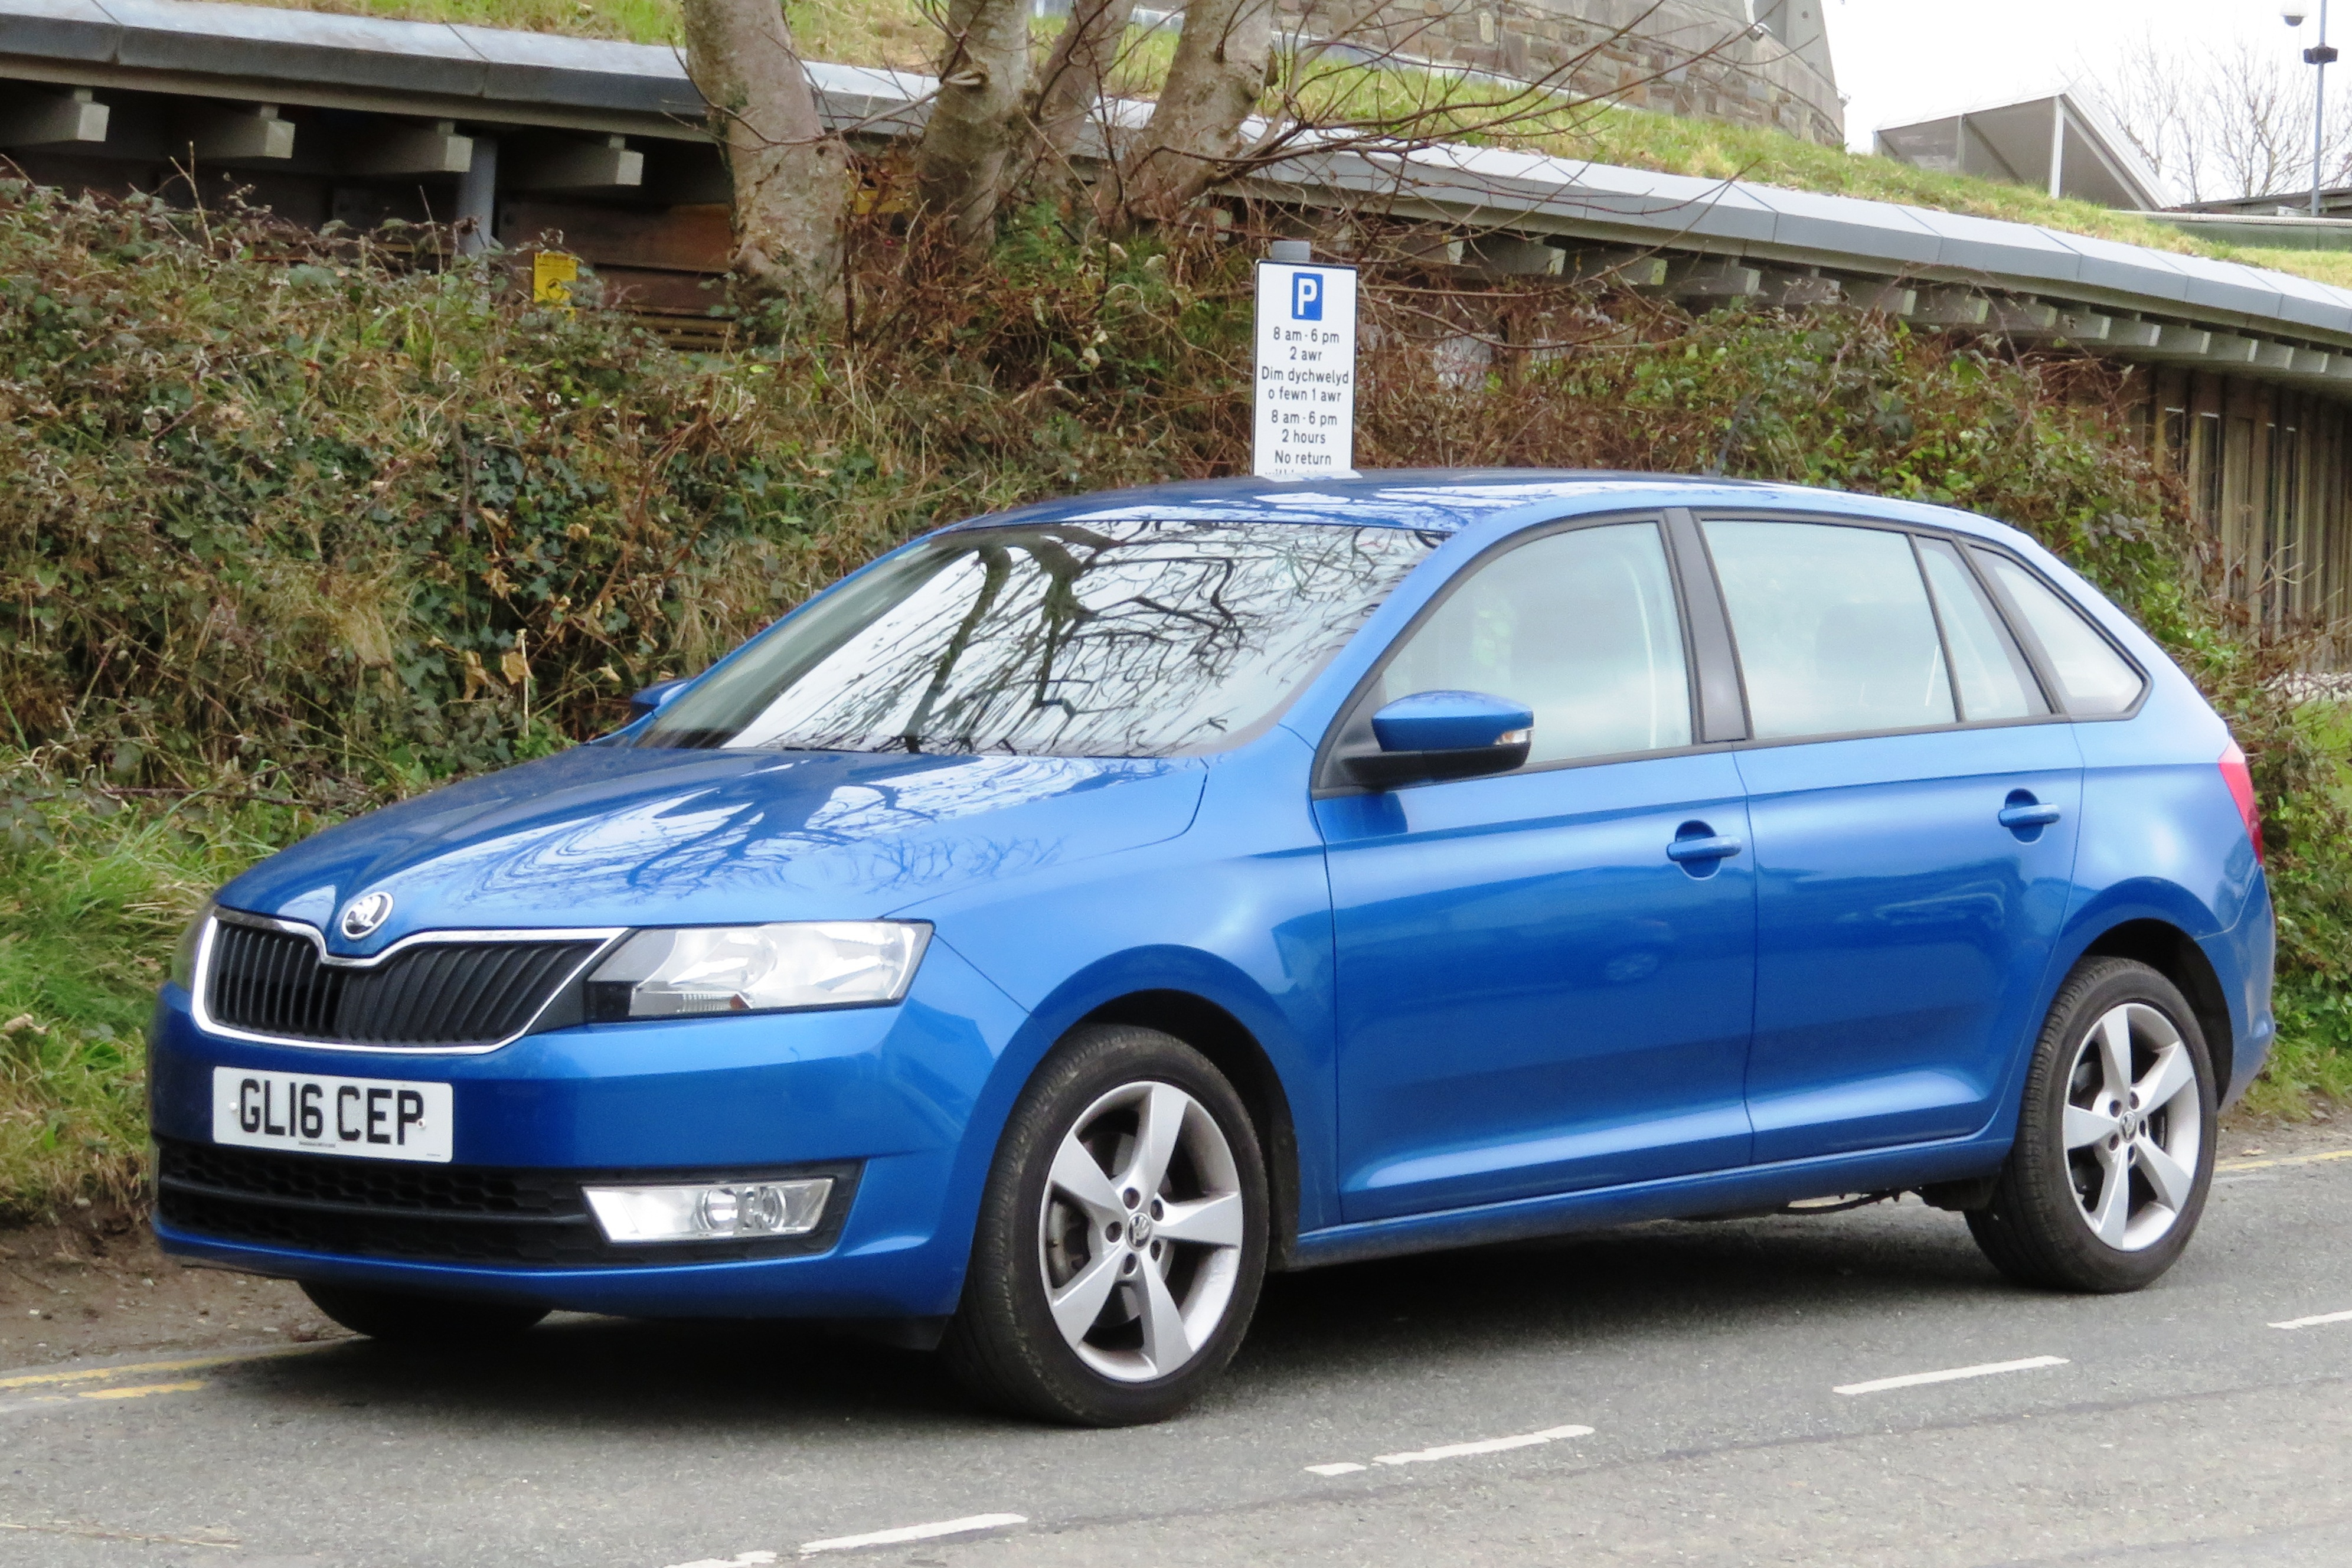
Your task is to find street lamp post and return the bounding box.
[2288,4,2340,217]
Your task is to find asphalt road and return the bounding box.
[6,1136,2352,1568]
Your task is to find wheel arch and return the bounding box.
[2077,918,2234,1095]
[1076,990,1303,1272]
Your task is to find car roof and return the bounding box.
[944,469,2013,540]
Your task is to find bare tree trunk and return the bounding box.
[913,0,1034,250]
[681,0,853,305]
[1106,0,1273,228]
[1028,0,1142,204]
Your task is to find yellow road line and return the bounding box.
[76,1379,207,1402]
[2216,1148,2352,1174]
[0,1518,239,1549]
[0,1339,335,1391]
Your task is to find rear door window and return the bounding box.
[1378,521,1693,765]
[1916,538,2048,722]
[1703,520,1954,740]
[1972,551,2147,716]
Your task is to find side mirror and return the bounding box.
[1343,690,1533,789]
[629,677,690,723]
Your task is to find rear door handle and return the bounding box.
[1665,834,1745,863]
[1998,803,2062,829]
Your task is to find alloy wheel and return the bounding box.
[1036,1080,1247,1383]
[2062,1001,2203,1252]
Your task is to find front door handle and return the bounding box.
[1998,802,2062,829]
[1665,833,1745,863]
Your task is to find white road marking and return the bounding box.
[1373,1424,1594,1465]
[796,1514,1027,1556]
[2270,1308,2352,1330]
[1834,1355,2067,1396]
[663,1555,778,1568]
[1304,1422,1593,1474]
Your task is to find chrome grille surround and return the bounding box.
[190,909,626,1054]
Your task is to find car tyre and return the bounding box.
[942,1024,1269,1426]
[300,1282,550,1345]
[1967,958,2216,1293]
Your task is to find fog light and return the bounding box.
[584,1178,832,1243]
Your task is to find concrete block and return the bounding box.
[1464,235,1563,276]
[342,119,472,177]
[2005,306,2112,342]
[0,86,109,148]
[1909,288,1990,326]
[2136,324,2214,359]
[2201,333,2260,366]
[1985,299,2059,334]
[2048,308,2113,341]
[2102,318,2165,350]
[1667,259,1763,299]
[1564,250,1669,288]
[2248,338,2295,371]
[509,134,643,191]
[1758,271,1843,307]
[1844,280,1917,315]
[182,103,296,161]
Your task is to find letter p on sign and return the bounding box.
[1292,272,1323,320]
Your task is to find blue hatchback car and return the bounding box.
[151,472,2272,1424]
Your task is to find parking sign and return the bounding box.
[1254,261,1357,479]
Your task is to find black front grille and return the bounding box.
[205,919,599,1047]
[155,1139,858,1268]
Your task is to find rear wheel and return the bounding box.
[301,1282,548,1346]
[1967,958,2216,1292]
[942,1024,1269,1426]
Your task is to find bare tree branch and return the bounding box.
[2085,31,2352,202]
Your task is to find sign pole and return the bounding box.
[1252,241,1358,480]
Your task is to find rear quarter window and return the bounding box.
[1972,551,2147,717]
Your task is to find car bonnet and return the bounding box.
[215,744,1206,955]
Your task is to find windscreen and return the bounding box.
[636,520,1443,757]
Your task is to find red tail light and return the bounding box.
[2219,741,2264,864]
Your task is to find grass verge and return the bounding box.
[0,769,324,1218]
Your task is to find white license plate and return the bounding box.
[211,1067,454,1164]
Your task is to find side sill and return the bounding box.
[1288,1134,2011,1272]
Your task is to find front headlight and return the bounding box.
[169,901,215,992]
[583,921,930,1021]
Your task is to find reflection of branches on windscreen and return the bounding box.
[753,522,1432,756]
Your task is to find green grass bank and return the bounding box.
[2,177,2347,1219]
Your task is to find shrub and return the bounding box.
[0,177,2343,1210]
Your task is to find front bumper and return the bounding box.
[146,936,1030,1320]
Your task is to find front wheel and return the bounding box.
[1967,958,2216,1292]
[942,1024,1269,1426]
